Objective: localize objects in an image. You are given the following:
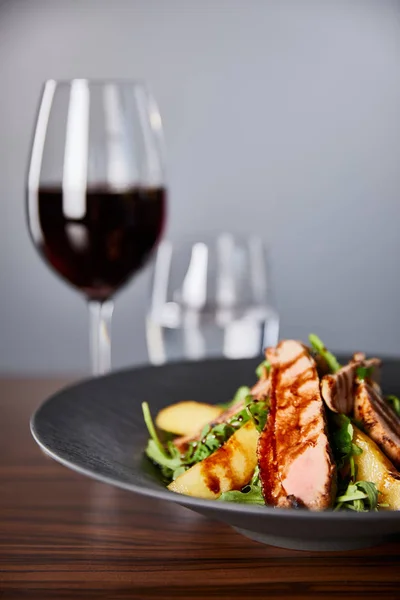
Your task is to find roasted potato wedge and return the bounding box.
[155,401,223,435]
[353,425,400,509]
[168,421,259,499]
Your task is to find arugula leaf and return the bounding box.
[145,439,184,481]
[335,481,380,512]
[356,366,373,381]
[331,414,360,469]
[185,399,268,465]
[336,485,367,503]
[219,466,265,505]
[331,414,384,512]
[247,399,268,433]
[143,402,190,480]
[142,402,168,457]
[386,395,400,417]
[219,485,265,505]
[356,481,380,510]
[352,443,363,456]
[256,359,271,379]
[250,465,261,486]
[184,414,245,467]
[187,422,236,464]
[308,333,341,373]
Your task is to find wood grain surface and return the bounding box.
[1,377,400,600]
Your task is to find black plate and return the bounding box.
[31,357,400,551]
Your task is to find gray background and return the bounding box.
[1,0,400,375]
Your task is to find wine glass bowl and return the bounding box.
[27,80,166,374]
[33,185,166,302]
[146,234,279,364]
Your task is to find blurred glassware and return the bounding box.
[146,234,279,364]
[27,79,166,375]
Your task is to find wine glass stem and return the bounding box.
[88,300,114,376]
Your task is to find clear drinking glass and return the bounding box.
[146,234,279,364]
[27,79,166,375]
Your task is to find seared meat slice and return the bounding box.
[321,363,355,415]
[173,372,270,453]
[258,340,336,511]
[354,381,400,468]
[321,358,381,415]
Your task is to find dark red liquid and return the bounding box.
[31,186,166,301]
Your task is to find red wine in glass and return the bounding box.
[27,80,167,375]
[35,186,165,301]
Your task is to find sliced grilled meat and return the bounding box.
[321,358,381,415]
[258,340,336,511]
[354,381,400,468]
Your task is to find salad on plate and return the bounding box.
[142,335,400,512]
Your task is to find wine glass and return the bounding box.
[27,79,166,375]
[146,233,279,364]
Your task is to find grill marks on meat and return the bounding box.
[171,340,399,510]
[258,340,336,511]
[321,358,381,415]
[354,381,400,468]
[321,352,400,470]
[321,364,356,415]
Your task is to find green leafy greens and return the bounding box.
[386,395,400,417]
[309,333,341,373]
[142,401,166,457]
[142,402,185,480]
[219,466,265,505]
[331,414,362,472]
[247,400,268,433]
[182,396,268,465]
[335,481,380,512]
[356,365,373,381]
[143,397,269,484]
[255,359,271,379]
[331,414,384,511]
[145,438,185,481]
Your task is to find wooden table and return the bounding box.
[1,377,400,600]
